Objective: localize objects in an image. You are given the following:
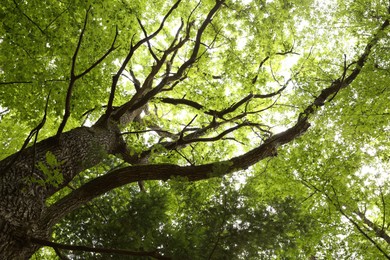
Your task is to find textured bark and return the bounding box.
[0,122,125,259]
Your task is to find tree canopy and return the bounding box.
[1,0,390,259]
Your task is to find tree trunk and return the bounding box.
[0,122,125,259]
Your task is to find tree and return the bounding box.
[1,0,390,259]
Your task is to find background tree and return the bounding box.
[1,0,390,259]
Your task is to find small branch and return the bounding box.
[342,210,390,259]
[252,56,269,84]
[2,90,51,174]
[44,4,71,32]
[178,122,262,145]
[76,25,119,79]
[29,237,170,260]
[13,0,45,34]
[0,108,10,116]
[121,129,175,137]
[0,79,67,86]
[381,187,386,231]
[53,247,70,260]
[0,81,33,85]
[56,12,117,135]
[105,0,183,119]
[137,18,159,62]
[174,149,194,165]
[159,87,283,120]
[179,115,198,140]
[56,6,91,138]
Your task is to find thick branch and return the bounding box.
[42,16,390,226]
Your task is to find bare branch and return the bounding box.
[56,13,118,136]
[112,0,225,121]
[105,0,183,119]
[137,18,159,62]
[158,87,284,120]
[252,56,269,84]
[110,21,190,122]
[179,115,198,140]
[176,1,225,76]
[44,4,71,32]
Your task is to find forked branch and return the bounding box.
[57,7,119,137]
[43,15,390,226]
[105,0,183,119]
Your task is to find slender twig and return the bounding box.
[137,19,159,62]
[2,90,51,175]
[13,0,45,34]
[381,187,386,231]
[105,0,183,119]
[77,25,119,78]
[53,247,69,260]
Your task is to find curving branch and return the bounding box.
[110,20,190,121]
[137,18,159,63]
[158,82,288,120]
[42,16,390,227]
[121,110,259,165]
[76,26,119,79]
[169,122,265,146]
[329,186,390,260]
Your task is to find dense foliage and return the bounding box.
[1,0,390,259]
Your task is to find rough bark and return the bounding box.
[0,122,125,259]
